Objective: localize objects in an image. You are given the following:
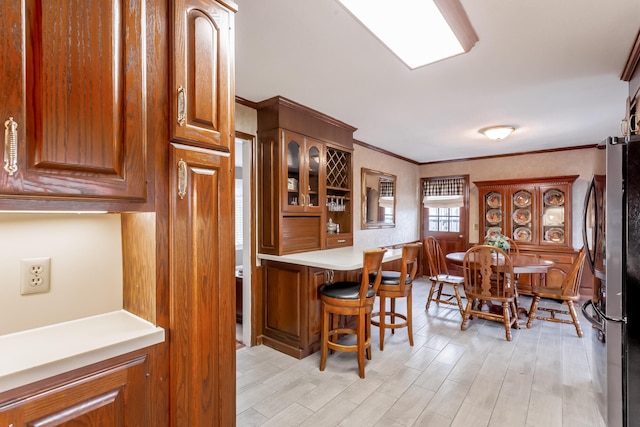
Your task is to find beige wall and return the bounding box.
[420,147,599,246]
[353,145,420,248]
[0,214,123,335]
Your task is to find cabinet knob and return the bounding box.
[3,117,18,176]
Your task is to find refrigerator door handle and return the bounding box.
[581,300,605,331]
[582,299,627,325]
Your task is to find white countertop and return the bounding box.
[257,246,403,270]
[0,310,165,393]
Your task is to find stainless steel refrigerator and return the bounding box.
[583,134,640,427]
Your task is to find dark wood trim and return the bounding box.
[621,29,640,82]
[256,96,357,133]
[419,144,598,166]
[473,174,579,187]
[353,139,419,164]
[236,96,258,109]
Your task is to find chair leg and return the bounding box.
[379,295,386,351]
[426,281,438,310]
[407,293,414,346]
[461,301,472,331]
[320,305,328,372]
[390,298,396,335]
[566,301,583,338]
[366,312,372,360]
[526,296,540,329]
[453,284,464,316]
[330,311,339,354]
[436,283,444,300]
[502,302,512,341]
[357,312,366,378]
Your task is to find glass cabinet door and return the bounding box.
[540,186,567,245]
[284,135,304,212]
[511,189,533,243]
[482,190,504,238]
[307,144,320,209]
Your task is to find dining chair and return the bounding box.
[370,242,421,351]
[461,245,519,341]
[319,248,386,378]
[526,247,586,337]
[424,236,465,315]
[505,236,520,254]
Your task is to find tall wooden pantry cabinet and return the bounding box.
[170,0,237,426]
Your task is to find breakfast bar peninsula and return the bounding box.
[258,247,402,358]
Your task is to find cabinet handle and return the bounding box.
[177,85,186,126]
[3,117,18,176]
[177,159,187,199]
[337,239,346,243]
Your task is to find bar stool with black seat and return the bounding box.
[370,242,421,351]
[319,248,386,379]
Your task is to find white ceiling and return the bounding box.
[234,0,640,163]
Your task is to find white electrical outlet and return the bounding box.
[20,257,51,295]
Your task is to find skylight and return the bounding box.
[336,0,478,69]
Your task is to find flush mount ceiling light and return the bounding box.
[479,126,516,141]
[336,0,478,70]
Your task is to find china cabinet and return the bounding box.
[257,96,355,255]
[475,176,579,293]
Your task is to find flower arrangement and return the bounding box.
[485,232,510,251]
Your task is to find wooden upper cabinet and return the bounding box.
[0,1,147,203]
[171,0,236,151]
[281,131,325,214]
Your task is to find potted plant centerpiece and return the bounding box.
[485,232,510,252]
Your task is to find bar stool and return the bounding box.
[319,248,386,379]
[370,242,421,350]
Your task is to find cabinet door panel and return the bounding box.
[0,0,146,201]
[172,0,234,150]
[169,143,235,426]
[0,356,147,427]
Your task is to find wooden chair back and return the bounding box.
[360,248,387,302]
[561,247,586,298]
[505,237,520,254]
[463,245,515,300]
[397,242,421,291]
[424,236,449,278]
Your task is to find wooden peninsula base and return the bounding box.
[258,247,402,359]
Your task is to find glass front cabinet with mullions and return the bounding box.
[475,175,581,292]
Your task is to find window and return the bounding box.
[423,176,464,233]
[428,207,460,232]
[235,178,243,248]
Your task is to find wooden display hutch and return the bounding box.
[257,96,355,255]
[475,175,582,294]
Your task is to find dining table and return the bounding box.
[445,250,555,326]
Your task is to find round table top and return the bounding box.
[445,251,554,274]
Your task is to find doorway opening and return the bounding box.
[235,131,256,347]
[420,175,470,274]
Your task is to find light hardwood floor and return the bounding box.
[236,278,605,426]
